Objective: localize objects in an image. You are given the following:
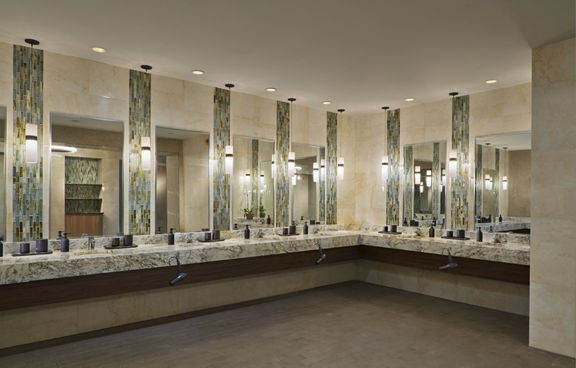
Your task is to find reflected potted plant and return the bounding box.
[243,207,255,220]
[259,205,266,218]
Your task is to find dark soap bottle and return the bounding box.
[303,222,309,235]
[244,225,250,239]
[429,226,435,238]
[499,214,503,223]
[266,215,271,225]
[168,228,175,245]
[476,228,483,242]
[60,233,70,252]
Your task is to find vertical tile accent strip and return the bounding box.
[386,109,400,225]
[13,45,43,241]
[494,148,500,217]
[213,88,231,230]
[251,139,259,211]
[275,101,290,227]
[326,112,337,225]
[474,144,483,218]
[451,95,470,230]
[403,145,414,223]
[128,70,151,235]
[431,142,441,220]
[318,147,326,222]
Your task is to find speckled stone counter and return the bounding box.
[0,229,529,286]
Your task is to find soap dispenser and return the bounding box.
[57,230,63,240]
[168,228,175,245]
[476,227,483,242]
[303,222,309,235]
[499,214,503,223]
[244,224,250,239]
[60,233,70,252]
[428,226,435,238]
[266,215,271,225]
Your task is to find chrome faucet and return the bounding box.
[255,229,265,238]
[312,226,320,234]
[88,236,95,250]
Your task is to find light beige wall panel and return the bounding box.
[530,38,576,358]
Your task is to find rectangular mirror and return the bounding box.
[0,107,5,240]
[232,136,275,228]
[475,132,531,233]
[50,114,123,238]
[403,141,447,226]
[292,143,320,223]
[155,127,210,233]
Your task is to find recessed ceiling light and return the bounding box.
[322,101,331,105]
[266,87,276,92]
[191,70,205,75]
[485,79,497,84]
[405,98,415,102]
[92,47,106,53]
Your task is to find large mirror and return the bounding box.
[403,141,447,227]
[475,132,531,233]
[0,107,5,240]
[232,136,274,228]
[292,143,320,223]
[50,114,123,238]
[155,127,210,233]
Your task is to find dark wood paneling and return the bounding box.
[359,246,529,285]
[0,246,359,312]
[66,214,103,237]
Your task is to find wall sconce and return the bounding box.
[271,153,276,179]
[381,157,388,181]
[449,156,457,176]
[291,175,297,186]
[225,145,234,175]
[337,157,345,181]
[244,172,251,185]
[313,162,319,183]
[288,151,296,177]
[414,165,421,184]
[484,174,493,191]
[141,136,151,171]
[25,123,39,164]
[419,184,424,193]
[441,168,446,186]
[337,108,345,181]
[425,170,432,187]
[320,159,326,180]
[260,173,265,186]
[502,176,508,191]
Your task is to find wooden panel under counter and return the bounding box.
[65,213,103,237]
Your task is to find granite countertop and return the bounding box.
[0,230,530,286]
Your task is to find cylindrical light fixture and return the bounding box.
[141,136,151,171]
[426,169,432,187]
[441,168,446,186]
[502,176,508,191]
[337,109,345,180]
[320,159,326,179]
[245,172,251,185]
[419,184,424,193]
[291,175,297,186]
[25,123,39,164]
[288,151,296,177]
[449,156,457,176]
[414,165,421,184]
[271,153,276,179]
[313,162,319,183]
[381,156,388,181]
[225,145,234,175]
[485,174,493,191]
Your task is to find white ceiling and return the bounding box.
[0,0,573,114]
[156,127,207,140]
[52,114,123,132]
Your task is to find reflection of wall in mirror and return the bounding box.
[508,150,531,217]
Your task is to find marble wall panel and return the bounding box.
[403,145,414,222]
[318,147,326,222]
[474,144,483,218]
[12,45,43,241]
[275,101,289,227]
[65,157,99,184]
[450,96,470,230]
[431,142,441,219]
[326,112,337,224]
[251,139,259,210]
[494,148,500,217]
[128,70,151,235]
[386,109,400,225]
[213,87,231,230]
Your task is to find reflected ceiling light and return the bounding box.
[225,83,235,175]
[191,70,205,75]
[265,87,276,92]
[337,109,345,181]
[405,98,415,102]
[485,79,497,84]
[51,145,77,153]
[313,162,319,183]
[323,101,331,105]
[141,137,151,171]
[92,47,106,53]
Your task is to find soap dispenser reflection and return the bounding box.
[60,233,70,252]
[168,228,175,245]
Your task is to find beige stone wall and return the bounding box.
[530,38,576,358]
